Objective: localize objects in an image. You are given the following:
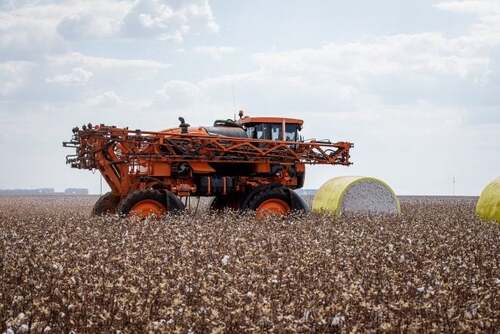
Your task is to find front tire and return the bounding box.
[92,192,121,216]
[243,185,308,218]
[117,189,184,218]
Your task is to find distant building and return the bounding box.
[35,188,55,194]
[0,188,55,196]
[64,188,89,195]
[0,188,90,196]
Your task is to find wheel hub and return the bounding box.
[129,199,166,218]
[256,198,290,218]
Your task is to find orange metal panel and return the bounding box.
[295,163,305,173]
[240,117,304,125]
[255,163,271,173]
[160,127,208,136]
[152,163,171,176]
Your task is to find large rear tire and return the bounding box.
[92,192,121,216]
[243,185,308,218]
[117,189,184,218]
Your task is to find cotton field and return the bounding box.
[0,196,499,333]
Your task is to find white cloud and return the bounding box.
[434,0,500,15]
[254,33,492,80]
[0,0,219,54]
[0,61,35,96]
[435,1,500,46]
[237,29,500,114]
[0,52,171,104]
[194,46,236,59]
[153,80,203,109]
[55,1,130,40]
[57,13,120,40]
[0,1,128,59]
[46,67,94,85]
[120,0,219,41]
[0,10,64,60]
[85,91,123,107]
[47,52,170,71]
[45,53,171,92]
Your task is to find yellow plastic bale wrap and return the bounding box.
[312,176,400,216]
[476,177,500,223]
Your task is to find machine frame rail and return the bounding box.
[63,124,353,170]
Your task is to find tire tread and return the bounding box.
[117,189,184,217]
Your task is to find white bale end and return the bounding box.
[312,176,400,216]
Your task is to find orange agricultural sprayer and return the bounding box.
[63,111,353,218]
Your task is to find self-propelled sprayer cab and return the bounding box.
[239,117,303,141]
[238,114,303,142]
[202,112,304,141]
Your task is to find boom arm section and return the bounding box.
[63,124,353,171]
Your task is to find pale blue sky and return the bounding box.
[0,0,499,195]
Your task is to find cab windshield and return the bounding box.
[245,123,300,141]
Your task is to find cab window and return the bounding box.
[246,123,299,141]
[271,124,282,140]
[285,124,298,141]
[255,123,271,140]
[246,126,256,139]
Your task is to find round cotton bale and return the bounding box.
[312,176,400,216]
[476,177,500,223]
